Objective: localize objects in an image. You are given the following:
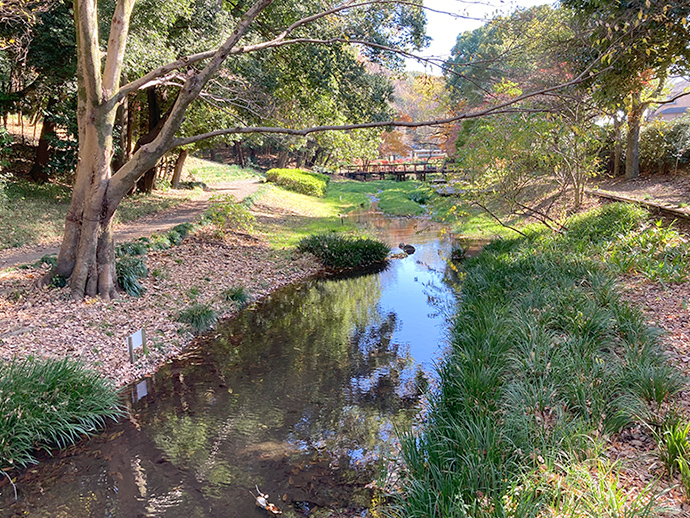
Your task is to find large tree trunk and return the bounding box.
[171,148,188,188]
[54,0,272,299]
[625,93,643,180]
[29,97,58,183]
[136,87,160,193]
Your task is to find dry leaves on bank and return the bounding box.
[0,229,319,388]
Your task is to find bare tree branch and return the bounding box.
[171,67,604,147]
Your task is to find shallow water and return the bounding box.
[1,216,461,518]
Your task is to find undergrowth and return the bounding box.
[0,357,123,469]
[389,203,682,517]
[115,222,196,297]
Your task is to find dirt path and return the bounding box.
[0,178,263,270]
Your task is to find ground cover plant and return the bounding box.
[390,203,684,517]
[0,357,123,469]
[266,168,330,197]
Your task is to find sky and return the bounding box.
[406,0,554,73]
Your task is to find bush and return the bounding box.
[203,194,255,234]
[265,168,329,197]
[298,233,390,269]
[177,303,218,333]
[0,357,123,468]
[408,187,432,205]
[639,117,690,174]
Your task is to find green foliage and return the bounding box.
[202,193,255,234]
[177,303,218,333]
[298,233,390,269]
[265,168,330,197]
[408,187,432,205]
[222,285,250,309]
[0,126,12,173]
[185,160,261,185]
[606,220,690,283]
[653,415,690,482]
[0,357,123,468]
[115,255,148,297]
[392,205,679,516]
[33,253,57,268]
[640,117,690,174]
[565,202,648,248]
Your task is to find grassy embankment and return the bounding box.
[258,169,433,249]
[388,203,690,517]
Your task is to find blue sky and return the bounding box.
[406,0,553,72]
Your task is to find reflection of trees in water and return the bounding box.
[139,272,423,507]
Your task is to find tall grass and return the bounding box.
[0,357,123,468]
[389,203,679,517]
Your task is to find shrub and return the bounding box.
[177,303,218,333]
[0,357,123,468]
[203,194,255,234]
[265,168,329,197]
[640,117,690,174]
[298,233,390,269]
[116,255,148,297]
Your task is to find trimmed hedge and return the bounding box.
[265,168,329,197]
[298,233,390,269]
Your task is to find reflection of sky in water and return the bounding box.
[377,240,455,370]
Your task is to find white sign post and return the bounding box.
[127,328,147,364]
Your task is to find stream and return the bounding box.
[1,214,464,518]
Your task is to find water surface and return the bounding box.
[1,216,460,518]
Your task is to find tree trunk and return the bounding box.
[137,87,160,193]
[625,93,643,180]
[234,140,245,167]
[277,150,289,168]
[612,112,623,177]
[29,97,58,183]
[171,148,188,188]
[112,95,130,172]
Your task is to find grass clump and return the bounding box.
[177,303,218,333]
[222,285,250,309]
[298,233,389,269]
[390,205,680,517]
[266,168,329,197]
[115,255,148,297]
[0,357,123,468]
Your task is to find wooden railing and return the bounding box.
[339,161,462,182]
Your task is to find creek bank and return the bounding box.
[0,227,320,389]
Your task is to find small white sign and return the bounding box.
[127,328,147,364]
[135,380,148,401]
